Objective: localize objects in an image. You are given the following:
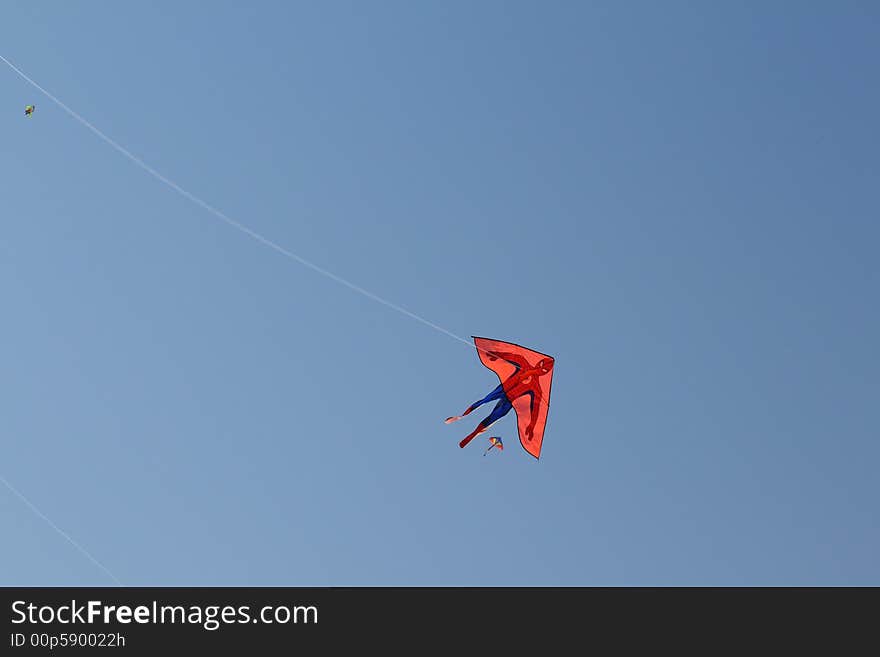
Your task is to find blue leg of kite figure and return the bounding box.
[445,384,506,424]
[459,397,513,449]
[446,384,515,450]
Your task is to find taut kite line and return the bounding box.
[0,53,469,350]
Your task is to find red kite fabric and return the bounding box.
[445,336,554,459]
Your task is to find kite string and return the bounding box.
[0,53,474,351]
[0,474,123,586]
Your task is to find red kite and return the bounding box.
[445,337,554,459]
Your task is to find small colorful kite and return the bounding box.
[483,437,503,456]
[445,336,554,459]
[24,105,35,117]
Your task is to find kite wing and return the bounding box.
[472,336,554,459]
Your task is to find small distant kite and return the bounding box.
[24,105,34,117]
[446,336,555,459]
[483,437,503,456]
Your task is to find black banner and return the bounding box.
[0,587,871,653]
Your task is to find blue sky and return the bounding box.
[2,1,878,585]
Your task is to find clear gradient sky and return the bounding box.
[2,1,878,585]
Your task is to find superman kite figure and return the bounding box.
[445,337,555,459]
